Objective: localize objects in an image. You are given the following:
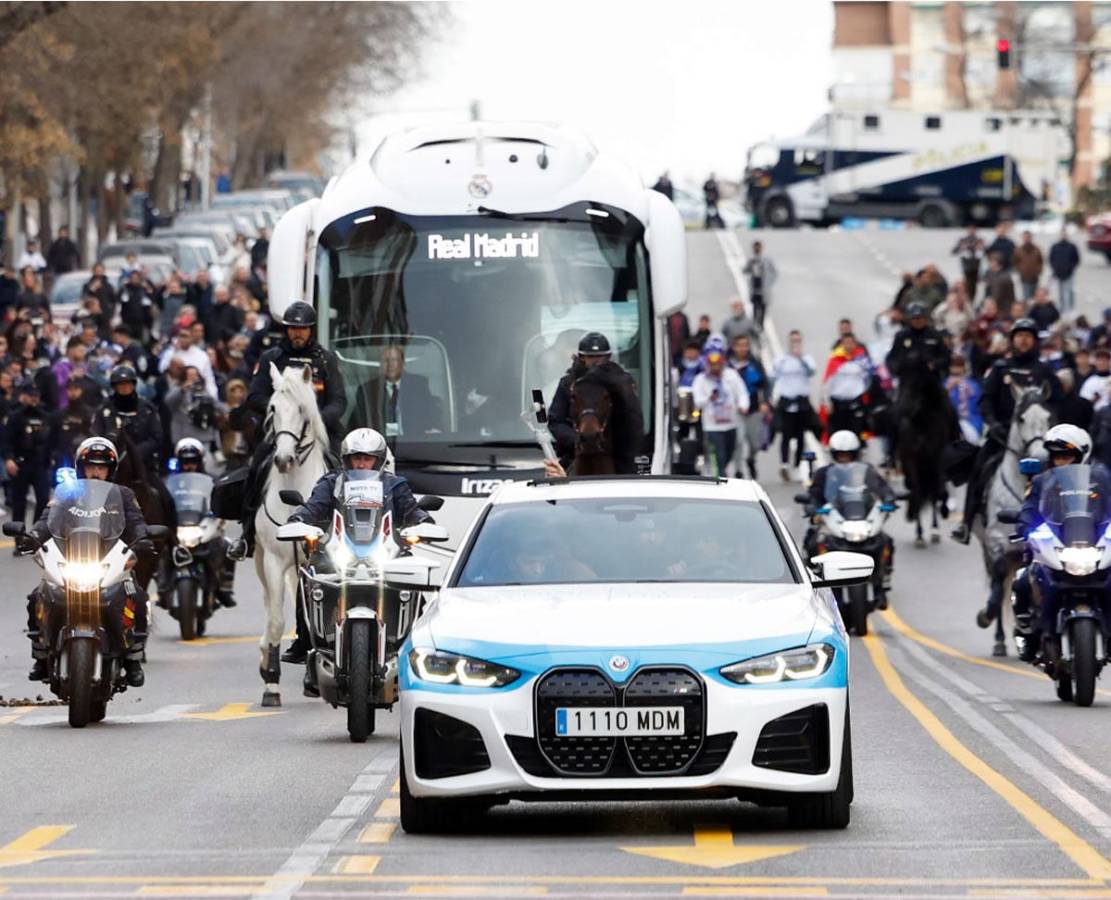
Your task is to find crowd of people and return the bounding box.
[0,225,276,532]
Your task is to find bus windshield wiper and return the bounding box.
[448,441,541,449]
[476,206,575,223]
[400,456,514,470]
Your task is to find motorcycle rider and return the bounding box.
[885,302,951,379]
[229,301,347,562]
[159,438,237,609]
[952,318,1063,544]
[92,364,165,476]
[284,428,430,669]
[547,332,644,474]
[22,438,153,686]
[803,430,897,607]
[1007,424,1111,660]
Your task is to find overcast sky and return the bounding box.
[354,0,834,187]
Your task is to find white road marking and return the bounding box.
[253,747,394,899]
[888,635,1111,841]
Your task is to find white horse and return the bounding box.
[974,383,1052,657]
[255,363,330,707]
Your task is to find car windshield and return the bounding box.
[166,473,213,516]
[47,478,126,542]
[456,496,795,586]
[823,462,875,519]
[316,203,652,464]
[50,274,86,305]
[1038,464,1111,545]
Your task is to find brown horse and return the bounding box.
[569,370,616,476]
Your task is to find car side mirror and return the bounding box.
[417,495,444,512]
[383,557,443,590]
[276,522,324,543]
[401,523,450,545]
[279,489,304,507]
[996,509,1020,525]
[1019,458,1042,477]
[2,522,25,537]
[808,551,874,589]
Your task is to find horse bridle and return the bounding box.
[269,417,316,467]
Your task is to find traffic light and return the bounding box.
[997,38,1011,70]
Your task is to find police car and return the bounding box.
[398,476,872,832]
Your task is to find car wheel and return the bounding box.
[399,745,481,834]
[787,706,852,829]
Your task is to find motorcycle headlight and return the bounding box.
[409,647,520,688]
[61,561,107,591]
[840,521,871,543]
[177,526,204,548]
[1060,546,1101,577]
[326,537,355,571]
[720,643,835,685]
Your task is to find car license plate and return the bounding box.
[555,706,684,737]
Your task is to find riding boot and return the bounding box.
[303,652,320,698]
[216,556,237,607]
[282,603,310,664]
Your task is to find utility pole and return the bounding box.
[199,82,213,211]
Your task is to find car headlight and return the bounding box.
[840,521,871,543]
[720,643,835,685]
[61,561,106,591]
[177,525,204,548]
[1060,546,1101,577]
[409,647,520,688]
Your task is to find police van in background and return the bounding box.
[745,107,1069,228]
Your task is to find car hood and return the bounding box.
[425,582,824,660]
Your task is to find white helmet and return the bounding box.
[341,428,388,469]
[829,430,862,457]
[1044,424,1091,464]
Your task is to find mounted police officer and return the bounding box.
[92,364,164,476]
[229,301,347,561]
[547,332,644,474]
[951,318,1063,544]
[1,382,57,531]
[885,302,951,379]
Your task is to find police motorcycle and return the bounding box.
[165,468,226,640]
[999,461,1111,707]
[3,476,166,727]
[276,470,447,742]
[796,461,896,636]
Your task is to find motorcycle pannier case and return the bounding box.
[210,467,248,519]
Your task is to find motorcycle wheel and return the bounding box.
[847,583,869,637]
[347,620,376,743]
[177,581,197,642]
[1072,619,1097,708]
[67,640,96,729]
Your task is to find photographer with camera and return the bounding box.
[164,360,223,470]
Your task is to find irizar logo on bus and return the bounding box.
[460,478,514,495]
[427,232,540,261]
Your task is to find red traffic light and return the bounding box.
[997,38,1011,69]
[997,38,1011,52]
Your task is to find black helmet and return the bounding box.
[577,332,612,356]
[1010,318,1039,340]
[109,363,138,386]
[905,302,929,319]
[75,436,118,480]
[280,302,317,328]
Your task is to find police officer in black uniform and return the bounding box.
[547,332,644,474]
[229,301,347,562]
[1,382,57,531]
[92,364,165,476]
[951,318,1063,544]
[885,301,951,379]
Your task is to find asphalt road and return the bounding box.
[2,226,1111,899]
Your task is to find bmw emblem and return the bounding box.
[609,655,630,673]
[468,174,492,198]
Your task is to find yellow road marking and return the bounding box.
[408,888,547,896]
[335,855,380,875]
[881,609,1111,696]
[0,539,13,549]
[182,703,282,721]
[0,708,37,726]
[391,778,401,795]
[0,826,94,869]
[138,888,256,897]
[623,826,804,870]
[968,892,1111,899]
[863,632,1111,880]
[683,889,827,897]
[357,823,396,844]
[374,798,401,819]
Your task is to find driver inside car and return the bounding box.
[506,532,596,584]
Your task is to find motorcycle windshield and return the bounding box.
[336,470,384,546]
[823,462,874,520]
[1038,465,1111,545]
[47,478,127,543]
[166,473,213,517]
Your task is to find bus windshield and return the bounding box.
[314,203,652,465]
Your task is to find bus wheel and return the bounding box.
[917,202,951,228]
[764,196,795,229]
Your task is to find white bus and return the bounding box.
[746,107,1069,228]
[266,121,687,546]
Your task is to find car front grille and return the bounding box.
[527,666,709,778]
[752,703,830,775]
